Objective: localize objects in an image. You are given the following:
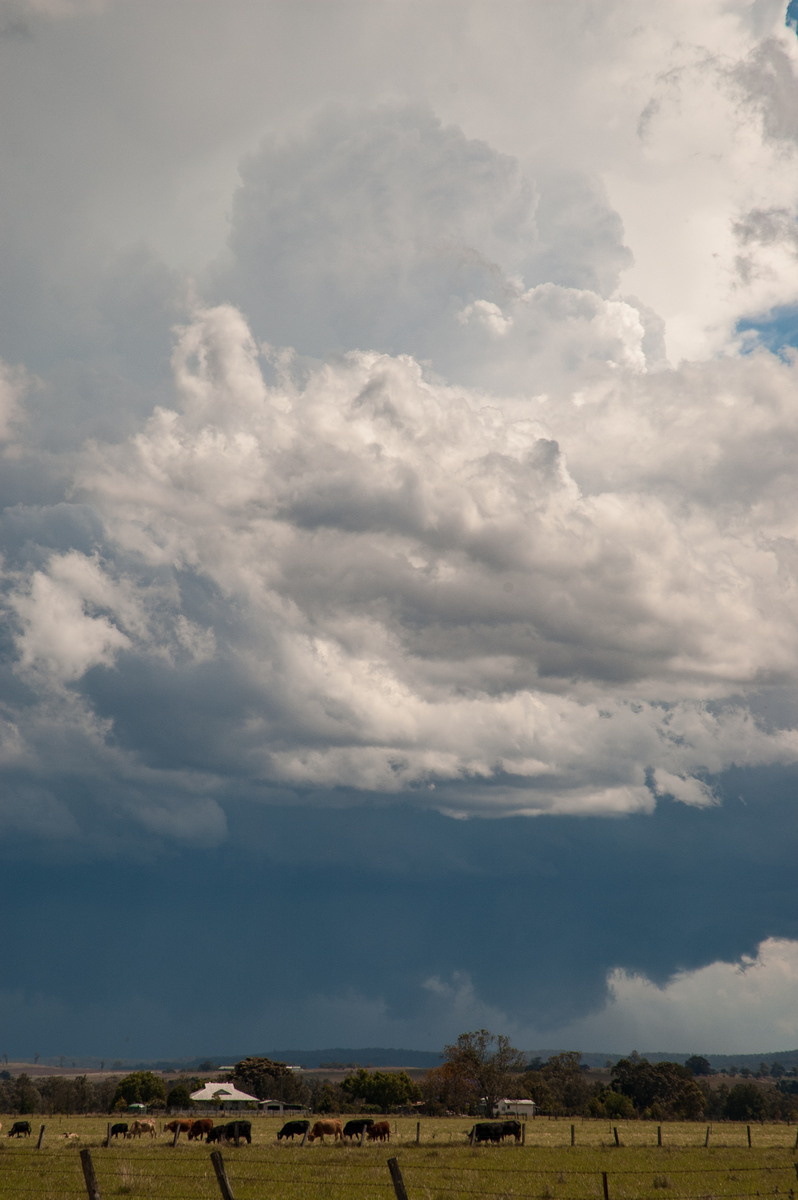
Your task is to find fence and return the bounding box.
[2,1146,798,1200]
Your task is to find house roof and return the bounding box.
[189,1082,259,1103]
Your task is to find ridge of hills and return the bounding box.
[9,1047,798,1074]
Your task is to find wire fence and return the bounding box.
[2,1145,798,1200]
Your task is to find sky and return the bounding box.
[3,0,798,1063]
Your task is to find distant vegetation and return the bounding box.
[3,1031,798,1119]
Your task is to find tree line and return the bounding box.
[3,1033,798,1120]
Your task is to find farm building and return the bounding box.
[494,1098,537,1117]
[189,1082,259,1109]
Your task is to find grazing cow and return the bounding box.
[109,1123,128,1139]
[188,1118,214,1140]
[277,1119,310,1141]
[469,1122,504,1144]
[307,1119,343,1143]
[163,1118,194,1135]
[343,1118,374,1140]
[366,1121,391,1142]
[206,1125,227,1144]
[127,1119,157,1138]
[8,1121,32,1138]
[223,1120,252,1144]
[62,1132,80,1141]
[500,1120,522,1142]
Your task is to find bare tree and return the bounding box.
[442,1030,525,1114]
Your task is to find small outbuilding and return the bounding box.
[189,1082,259,1110]
[494,1098,537,1118]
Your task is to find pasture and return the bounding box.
[1,1115,798,1200]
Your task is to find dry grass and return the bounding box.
[1,1115,797,1200]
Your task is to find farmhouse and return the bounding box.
[189,1082,259,1109]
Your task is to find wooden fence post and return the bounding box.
[36,1124,45,1149]
[570,1124,575,1146]
[657,1125,662,1147]
[80,1149,102,1200]
[211,1150,236,1200]
[613,1126,621,1147]
[416,1121,421,1144]
[388,1157,410,1200]
[747,1125,752,1148]
[704,1126,711,1147]
[172,1125,180,1147]
[602,1171,610,1200]
[794,1128,798,1150]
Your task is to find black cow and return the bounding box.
[343,1118,374,1140]
[224,1120,252,1144]
[500,1120,522,1142]
[206,1125,227,1144]
[110,1123,128,1139]
[8,1121,32,1138]
[469,1122,504,1144]
[277,1119,310,1141]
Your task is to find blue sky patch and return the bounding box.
[736,305,798,357]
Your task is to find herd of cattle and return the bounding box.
[4,1115,523,1146]
[277,1119,391,1142]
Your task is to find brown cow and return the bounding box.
[367,1121,391,1142]
[163,1119,194,1135]
[307,1119,343,1142]
[188,1117,214,1140]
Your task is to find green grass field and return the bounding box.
[1,1116,797,1200]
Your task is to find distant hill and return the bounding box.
[12,1046,798,1074]
[531,1049,798,1072]
[204,1048,445,1070]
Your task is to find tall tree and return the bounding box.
[341,1069,420,1112]
[111,1071,166,1110]
[230,1056,288,1099]
[685,1056,712,1077]
[442,1030,525,1114]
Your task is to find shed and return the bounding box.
[494,1098,537,1117]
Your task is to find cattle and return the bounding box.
[109,1123,128,1139]
[223,1120,252,1144]
[206,1125,227,1144]
[366,1121,391,1142]
[500,1119,522,1142]
[469,1122,504,1144]
[277,1119,311,1141]
[307,1119,343,1143]
[127,1119,157,1138]
[62,1132,80,1141]
[343,1118,374,1140]
[188,1118,214,1140]
[7,1121,32,1138]
[163,1118,194,1135]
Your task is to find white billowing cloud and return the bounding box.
[10,551,135,683]
[214,105,646,396]
[0,298,773,819]
[0,357,27,443]
[1,7,798,836]
[554,938,798,1053]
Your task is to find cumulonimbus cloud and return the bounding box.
[2,290,796,829]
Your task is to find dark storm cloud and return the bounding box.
[1,775,796,1056]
